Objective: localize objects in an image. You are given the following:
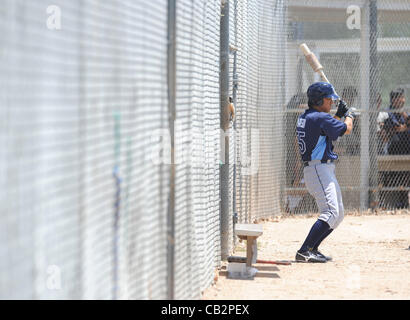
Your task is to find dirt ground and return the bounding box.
[202,213,410,300]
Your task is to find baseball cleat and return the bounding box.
[295,250,327,263]
[312,250,332,261]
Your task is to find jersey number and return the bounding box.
[296,131,306,155]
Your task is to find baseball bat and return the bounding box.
[299,43,345,105]
[299,43,330,83]
[300,44,361,116]
[227,256,291,266]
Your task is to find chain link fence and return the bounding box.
[284,0,410,214]
[231,0,286,230]
[0,0,409,300]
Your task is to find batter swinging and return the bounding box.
[295,82,356,263]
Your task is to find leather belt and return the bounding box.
[303,159,334,167]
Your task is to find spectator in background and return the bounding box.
[384,88,410,155]
[341,86,360,155]
[376,93,390,155]
[382,88,410,209]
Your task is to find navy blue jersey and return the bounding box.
[296,109,347,162]
[384,111,407,129]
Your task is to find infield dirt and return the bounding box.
[202,213,410,300]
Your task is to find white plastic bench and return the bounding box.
[234,224,263,267]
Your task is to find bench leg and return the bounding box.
[246,236,256,267]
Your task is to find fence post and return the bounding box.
[220,0,230,261]
[369,0,379,209]
[360,1,370,210]
[360,0,379,210]
[166,0,176,300]
[231,0,238,253]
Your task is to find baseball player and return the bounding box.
[295,82,356,263]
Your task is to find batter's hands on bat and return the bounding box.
[335,100,349,118]
[345,109,357,120]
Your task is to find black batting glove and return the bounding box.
[335,100,349,118]
[345,109,356,120]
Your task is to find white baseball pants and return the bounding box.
[303,162,344,229]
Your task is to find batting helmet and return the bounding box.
[307,82,339,108]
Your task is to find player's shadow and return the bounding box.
[253,265,280,272]
[254,272,280,279]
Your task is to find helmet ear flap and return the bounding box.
[308,97,323,107]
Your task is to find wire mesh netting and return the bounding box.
[0,0,224,300]
[1,0,172,300]
[0,0,409,300]
[232,0,286,226]
[173,0,221,299]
